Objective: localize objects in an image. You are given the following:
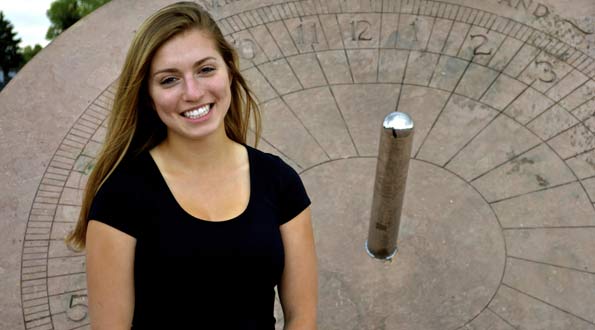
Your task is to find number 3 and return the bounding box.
[535,60,556,83]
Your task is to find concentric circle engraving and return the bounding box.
[16,0,595,329]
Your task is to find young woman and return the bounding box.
[66,2,317,329]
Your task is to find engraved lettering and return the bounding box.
[471,34,492,56]
[496,0,592,46]
[496,0,551,19]
[67,294,88,322]
[532,3,549,18]
[350,20,373,41]
[515,0,532,10]
[535,60,556,83]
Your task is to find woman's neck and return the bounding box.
[151,131,241,175]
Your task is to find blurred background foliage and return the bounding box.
[1,0,110,89]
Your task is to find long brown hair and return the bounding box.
[66,1,261,250]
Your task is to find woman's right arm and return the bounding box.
[86,220,136,330]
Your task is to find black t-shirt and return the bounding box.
[88,145,311,329]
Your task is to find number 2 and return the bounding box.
[471,34,492,56]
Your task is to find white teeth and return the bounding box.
[182,104,211,119]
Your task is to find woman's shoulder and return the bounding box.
[98,151,154,194]
[245,144,302,181]
[245,144,287,171]
[88,151,154,235]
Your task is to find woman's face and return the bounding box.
[148,28,232,143]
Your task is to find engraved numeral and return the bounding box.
[350,20,373,41]
[206,0,244,9]
[233,38,256,60]
[296,20,319,45]
[203,0,221,11]
[471,34,492,56]
[67,294,88,322]
[409,18,419,42]
[535,60,556,83]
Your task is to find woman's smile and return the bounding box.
[181,103,212,120]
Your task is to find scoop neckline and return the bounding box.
[146,144,253,224]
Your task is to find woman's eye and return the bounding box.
[160,77,177,85]
[200,66,215,74]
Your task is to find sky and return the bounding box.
[0,0,54,48]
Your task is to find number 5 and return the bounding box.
[67,294,88,322]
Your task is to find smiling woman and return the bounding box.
[148,30,232,142]
[64,2,318,329]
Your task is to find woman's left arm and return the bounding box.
[278,206,318,330]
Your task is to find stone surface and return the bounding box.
[472,143,576,202]
[303,158,504,330]
[503,258,595,323]
[396,85,450,155]
[504,227,595,272]
[463,309,515,330]
[492,181,595,228]
[490,285,595,330]
[283,87,357,159]
[1,0,594,329]
[417,94,498,166]
[447,114,541,181]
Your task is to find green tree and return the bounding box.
[78,0,111,16]
[0,11,23,82]
[46,0,111,40]
[22,44,43,64]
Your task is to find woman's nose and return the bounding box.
[182,77,203,101]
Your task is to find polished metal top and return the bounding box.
[383,112,414,131]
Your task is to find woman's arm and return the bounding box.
[86,220,136,330]
[278,207,318,330]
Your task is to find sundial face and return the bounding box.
[10,0,595,329]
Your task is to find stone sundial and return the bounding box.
[1,0,594,329]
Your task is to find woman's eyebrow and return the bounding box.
[152,56,217,76]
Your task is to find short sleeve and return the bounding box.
[88,172,139,238]
[276,157,311,225]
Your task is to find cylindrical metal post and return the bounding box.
[366,112,414,260]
